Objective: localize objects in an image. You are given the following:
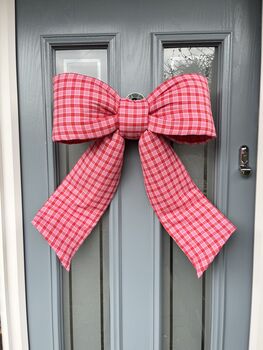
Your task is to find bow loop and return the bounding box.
[147,74,216,143]
[52,73,119,143]
[52,73,216,145]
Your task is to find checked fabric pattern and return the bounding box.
[32,72,236,277]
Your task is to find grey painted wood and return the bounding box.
[16,0,261,349]
[114,141,161,350]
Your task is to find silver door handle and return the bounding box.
[239,145,252,176]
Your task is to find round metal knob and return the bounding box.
[126,92,145,101]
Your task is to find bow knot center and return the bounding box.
[117,98,149,139]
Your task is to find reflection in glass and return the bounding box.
[164,47,215,85]
[162,46,217,350]
[56,49,107,81]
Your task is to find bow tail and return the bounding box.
[139,131,236,277]
[32,131,125,270]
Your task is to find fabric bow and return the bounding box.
[32,72,236,277]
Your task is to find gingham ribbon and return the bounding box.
[32,72,236,277]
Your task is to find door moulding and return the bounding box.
[152,31,233,350]
[41,33,120,349]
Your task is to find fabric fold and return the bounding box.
[139,131,236,277]
[32,131,125,270]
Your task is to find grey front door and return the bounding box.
[16,0,261,349]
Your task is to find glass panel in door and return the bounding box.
[162,46,217,350]
[55,48,110,350]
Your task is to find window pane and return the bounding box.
[56,49,107,80]
[55,49,109,350]
[164,47,215,84]
[162,46,217,350]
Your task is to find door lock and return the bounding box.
[239,145,252,177]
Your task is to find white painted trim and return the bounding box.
[249,8,263,350]
[0,0,29,349]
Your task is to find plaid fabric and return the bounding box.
[32,72,236,277]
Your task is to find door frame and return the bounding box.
[0,0,262,349]
[0,0,28,349]
[248,6,263,349]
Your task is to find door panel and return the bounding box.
[16,0,261,349]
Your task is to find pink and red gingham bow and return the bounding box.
[32,72,236,277]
